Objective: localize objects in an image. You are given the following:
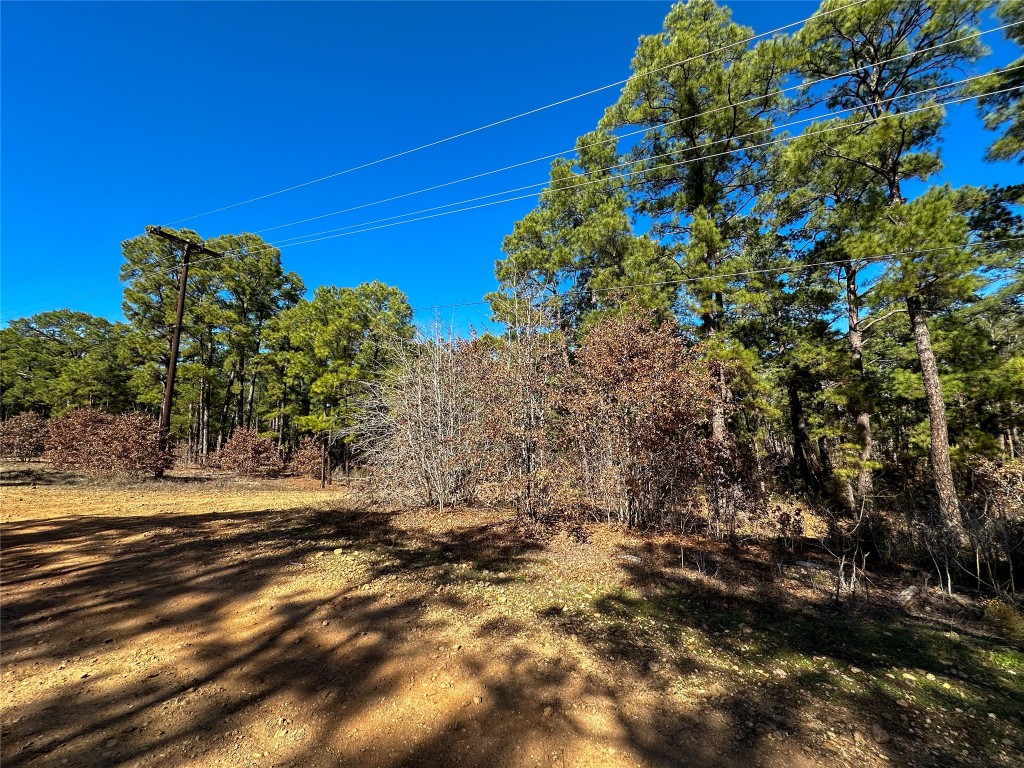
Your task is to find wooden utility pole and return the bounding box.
[146,226,222,445]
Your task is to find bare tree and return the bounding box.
[354,326,485,511]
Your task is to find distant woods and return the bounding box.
[2,0,1023,593]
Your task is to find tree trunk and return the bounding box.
[906,295,963,542]
[245,375,257,429]
[846,265,874,512]
[326,436,333,486]
[216,370,237,452]
[788,380,823,492]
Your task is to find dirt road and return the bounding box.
[2,467,1021,767]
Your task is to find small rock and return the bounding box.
[926,673,935,681]
[871,724,890,744]
[850,667,863,674]
[543,705,554,717]
[739,624,753,634]
[648,661,662,673]
[472,696,483,705]
[105,739,118,748]
[902,673,916,682]
[853,730,864,744]
[896,586,919,607]
[773,668,787,678]
[333,548,344,555]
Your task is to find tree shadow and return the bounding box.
[1,503,590,768]
[540,538,1024,767]
[3,502,1021,768]
[0,465,83,487]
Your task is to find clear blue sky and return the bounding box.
[1,1,1020,329]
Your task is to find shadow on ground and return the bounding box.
[1,498,1021,768]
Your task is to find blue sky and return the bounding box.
[1,1,1020,330]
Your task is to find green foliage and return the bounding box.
[0,310,134,417]
[974,0,1024,162]
[489,131,676,333]
[267,281,413,442]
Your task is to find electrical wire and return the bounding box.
[250,19,1022,238]
[182,79,1022,268]
[5,13,1014,292]
[254,66,1021,250]
[7,30,1020,316]
[164,0,872,226]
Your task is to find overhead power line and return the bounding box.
[164,0,872,226]
[4,12,1014,293]
[6,27,1019,318]
[181,78,1021,269]
[253,67,1019,250]
[251,19,1022,239]
[6,73,1011,324]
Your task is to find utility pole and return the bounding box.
[146,226,223,446]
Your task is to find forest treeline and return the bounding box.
[2,0,1023,592]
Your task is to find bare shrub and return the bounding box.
[470,328,567,519]
[355,330,485,510]
[0,412,48,461]
[289,436,324,479]
[965,458,1024,594]
[44,408,170,477]
[218,428,284,476]
[558,313,717,527]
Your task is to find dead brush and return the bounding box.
[983,598,1024,642]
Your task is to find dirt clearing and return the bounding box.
[1,465,1021,767]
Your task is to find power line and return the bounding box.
[183,78,1021,269]
[4,12,1013,294]
[250,19,1022,239]
[252,67,1019,250]
[164,0,872,226]
[7,70,1019,318]
[6,74,1012,324]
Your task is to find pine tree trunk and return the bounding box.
[200,376,210,465]
[245,375,257,429]
[846,266,874,512]
[788,380,823,492]
[216,370,237,451]
[906,295,963,542]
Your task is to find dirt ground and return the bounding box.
[1,464,1022,768]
